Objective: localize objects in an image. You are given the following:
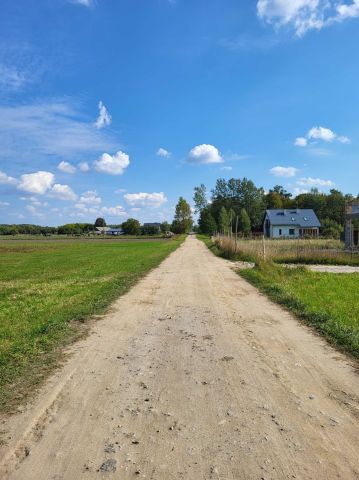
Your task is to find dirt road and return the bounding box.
[1,236,359,479]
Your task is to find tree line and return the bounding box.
[194,178,358,239]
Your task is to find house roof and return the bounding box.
[265,209,321,227]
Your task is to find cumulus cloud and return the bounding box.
[78,190,102,205]
[101,205,127,217]
[49,184,77,201]
[297,177,334,187]
[94,151,130,175]
[157,148,171,158]
[124,192,168,208]
[95,101,112,129]
[294,137,308,147]
[18,171,55,195]
[78,161,90,172]
[257,0,359,36]
[270,166,299,177]
[187,144,223,164]
[295,126,350,147]
[58,161,77,174]
[307,126,336,142]
[0,170,18,185]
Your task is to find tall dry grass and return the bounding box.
[213,235,358,265]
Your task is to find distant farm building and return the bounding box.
[345,200,359,247]
[263,209,320,239]
[95,227,110,234]
[95,227,123,235]
[106,228,123,236]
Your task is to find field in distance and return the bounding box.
[0,237,183,413]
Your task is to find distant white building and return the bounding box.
[95,227,110,234]
[263,209,321,238]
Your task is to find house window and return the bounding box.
[279,229,282,236]
[289,228,295,236]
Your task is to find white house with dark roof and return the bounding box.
[263,209,321,239]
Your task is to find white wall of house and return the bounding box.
[271,225,300,238]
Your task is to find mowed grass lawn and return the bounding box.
[240,264,359,358]
[0,238,182,412]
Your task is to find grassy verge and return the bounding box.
[0,237,183,413]
[240,263,359,358]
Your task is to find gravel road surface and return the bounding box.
[1,236,358,479]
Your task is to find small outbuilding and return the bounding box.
[263,209,321,239]
[345,201,359,247]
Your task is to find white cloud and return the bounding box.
[124,192,168,208]
[295,126,350,147]
[78,161,90,172]
[257,0,359,36]
[78,190,102,205]
[26,204,44,217]
[0,201,10,207]
[336,0,359,19]
[71,0,93,6]
[0,100,117,161]
[293,187,310,196]
[307,126,336,142]
[58,161,77,174]
[294,137,308,147]
[49,184,77,201]
[187,144,223,164]
[270,166,299,177]
[94,151,130,175]
[0,170,17,185]
[337,135,350,144]
[101,205,127,217]
[157,148,171,158]
[0,64,27,91]
[221,166,233,171]
[18,171,54,195]
[95,101,112,129]
[297,177,334,187]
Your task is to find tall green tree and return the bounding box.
[94,217,106,228]
[238,208,251,235]
[121,218,141,235]
[218,206,230,234]
[193,184,208,213]
[172,197,193,233]
[160,221,170,233]
[198,207,217,235]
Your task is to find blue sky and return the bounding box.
[0,0,359,226]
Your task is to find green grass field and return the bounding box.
[0,237,183,412]
[240,264,359,358]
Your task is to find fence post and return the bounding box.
[262,235,266,261]
[235,216,238,252]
